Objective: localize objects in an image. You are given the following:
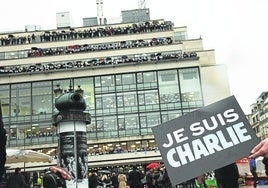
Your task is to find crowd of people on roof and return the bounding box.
[0,20,182,77]
[27,37,173,58]
[0,51,198,75]
[0,21,173,46]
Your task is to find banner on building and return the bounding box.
[152,95,260,186]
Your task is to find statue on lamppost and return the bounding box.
[52,81,90,188]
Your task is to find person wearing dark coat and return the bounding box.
[214,162,239,188]
[262,157,268,175]
[6,167,31,188]
[146,168,159,188]
[111,172,119,188]
[0,104,6,183]
[43,169,66,188]
[250,158,258,188]
[161,168,172,188]
[128,165,143,188]
[88,172,98,188]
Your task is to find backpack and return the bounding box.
[37,177,42,185]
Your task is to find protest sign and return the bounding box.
[152,95,260,186]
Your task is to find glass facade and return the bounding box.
[1,67,203,147]
[173,30,187,42]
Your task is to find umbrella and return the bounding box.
[31,47,39,51]
[6,149,51,164]
[49,166,71,180]
[146,162,160,169]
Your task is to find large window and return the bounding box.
[116,91,138,114]
[0,84,10,118]
[138,90,159,112]
[140,112,161,128]
[137,71,157,90]
[95,75,115,93]
[96,115,118,138]
[95,93,116,115]
[174,31,187,42]
[4,51,28,60]
[10,83,31,117]
[161,110,182,123]
[179,68,203,109]
[116,73,136,92]
[3,67,204,146]
[32,81,52,116]
[74,77,95,112]
[158,70,181,110]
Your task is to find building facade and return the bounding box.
[0,18,231,171]
[248,92,268,140]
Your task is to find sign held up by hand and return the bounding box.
[152,96,259,186]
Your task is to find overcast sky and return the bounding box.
[0,0,267,114]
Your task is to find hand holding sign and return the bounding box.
[152,96,260,186]
[249,138,268,158]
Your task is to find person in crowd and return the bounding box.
[0,106,6,183]
[118,173,127,188]
[128,165,143,188]
[250,158,258,188]
[101,174,112,188]
[155,167,164,188]
[214,162,239,188]
[110,172,119,188]
[43,168,58,188]
[43,168,66,188]
[36,175,42,188]
[88,172,98,188]
[146,168,153,188]
[23,171,31,185]
[161,167,172,188]
[6,167,31,188]
[32,171,38,187]
[195,174,207,188]
[183,178,196,188]
[146,168,157,188]
[249,138,268,158]
[262,157,268,176]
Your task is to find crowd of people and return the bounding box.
[0,20,173,46]
[4,155,268,188]
[0,20,181,76]
[87,165,172,188]
[0,51,197,75]
[4,165,172,188]
[26,36,173,58]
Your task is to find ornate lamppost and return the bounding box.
[52,82,91,188]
